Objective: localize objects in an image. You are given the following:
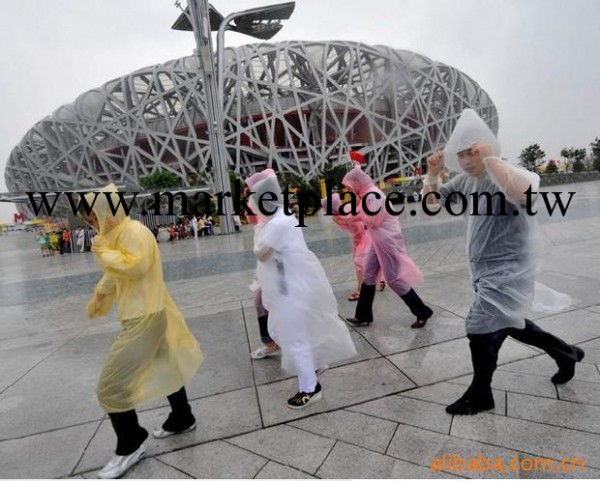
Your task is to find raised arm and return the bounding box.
[92,223,155,280]
[482,154,540,205]
[422,150,445,210]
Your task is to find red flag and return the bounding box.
[349,151,365,163]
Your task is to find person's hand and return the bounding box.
[472,142,494,160]
[426,150,444,177]
[86,293,107,318]
[91,235,108,253]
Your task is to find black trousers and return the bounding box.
[465,319,579,401]
[108,386,192,455]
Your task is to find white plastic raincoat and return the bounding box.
[250,177,357,375]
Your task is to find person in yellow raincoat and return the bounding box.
[81,184,203,479]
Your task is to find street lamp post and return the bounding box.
[173,1,295,234]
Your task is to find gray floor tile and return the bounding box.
[316,441,458,478]
[228,425,335,474]
[289,409,398,453]
[352,307,466,356]
[0,340,61,394]
[158,440,267,479]
[507,392,600,434]
[255,460,315,479]
[349,394,452,434]
[534,309,600,345]
[451,412,600,469]
[0,333,110,440]
[0,422,98,478]
[557,379,600,406]
[387,423,530,478]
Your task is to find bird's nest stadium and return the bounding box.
[4,40,498,195]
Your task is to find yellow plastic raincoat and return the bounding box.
[85,184,202,413]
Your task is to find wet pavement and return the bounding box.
[0,181,599,478]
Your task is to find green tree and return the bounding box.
[139,170,180,190]
[591,137,600,172]
[560,147,587,173]
[319,160,348,191]
[519,144,546,172]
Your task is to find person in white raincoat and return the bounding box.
[81,184,203,478]
[251,174,357,409]
[423,109,584,415]
[245,169,281,360]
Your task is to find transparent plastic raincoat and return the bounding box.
[342,167,423,291]
[440,109,570,334]
[85,184,203,413]
[250,177,357,375]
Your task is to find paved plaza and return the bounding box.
[1,181,599,479]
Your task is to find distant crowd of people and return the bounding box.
[34,226,93,256]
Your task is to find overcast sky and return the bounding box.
[1,0,599,221]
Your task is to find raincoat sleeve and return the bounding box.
[254,218,286,259]
[483,156,540,205]
[360,190,386,229]
[87,273,117,318]
[333,214,365,236]
[93,223,155,280]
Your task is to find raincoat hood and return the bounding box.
[250,175,284,222]
[443,109,502,173]
[83,183,128,235]
[245,168,276,190]
[342,167,374,197]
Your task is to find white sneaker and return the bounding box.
[97,443,146,479]
[251,344,281,359]
[152,422,196,439]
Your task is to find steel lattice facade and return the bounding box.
[5,40,498,193]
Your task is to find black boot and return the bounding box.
[108,410,148,456]
[508,319,585,385]
[446,331,507,415]
[346,283,376,326]
[400,289,433,328]
[161,386,195,434]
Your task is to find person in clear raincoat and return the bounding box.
[251,175,357,408]
[320,193,384,301]
[423,108,584,415]
[341,167,433,328]
[81,184,203,478]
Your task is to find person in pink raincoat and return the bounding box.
[321,193,384,301]
[342,166,433,328]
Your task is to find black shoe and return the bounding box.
[551,347,585,384]
[287,383,322,409]
[156,411,196,436]
[445,396,494,415]
[346,317,372,326]
[410,305,433,328]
